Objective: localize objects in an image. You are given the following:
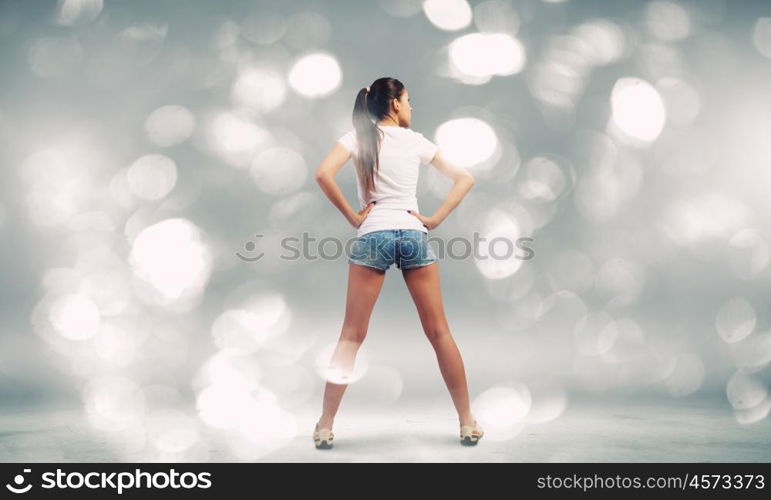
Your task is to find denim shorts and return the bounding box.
[348,229,438,271]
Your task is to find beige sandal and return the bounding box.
[460,420,484,445]
[313,422,334,449]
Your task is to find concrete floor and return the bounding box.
[1,395,769,462]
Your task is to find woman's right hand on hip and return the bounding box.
[349,201,376,228]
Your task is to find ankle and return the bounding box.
[317,416,335,429]
[459,415,475,426]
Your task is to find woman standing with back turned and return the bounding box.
[313,77,482,449]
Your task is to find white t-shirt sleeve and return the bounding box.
[416,132,438,164]
[336,129,358,155]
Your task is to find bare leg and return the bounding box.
[317,262,386,429]
[401,262,475,427]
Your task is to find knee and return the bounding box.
[340,325,367,344]
[423,325,450,343]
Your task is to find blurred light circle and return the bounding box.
[527,55,585,108]
[537,290,588,346]
[118,22,168,66]
[611,77,666,142]
[423,0,472,31]
[645,1,691,42]
[473,0,520,34]
[129,218,212,302]
[287,52,341,98]
[546,248,594,293]
[232,68,286,113]
[126,154,177,201]
[449,33,525,81]
[315,341,369,384]
[727,229,770,280]
[523,380,568,424]
[729,330,771,373]
[211,309,273,355]
[572,18,626,66]
[656,77,701,127]
[239,12,286,45]
[213,20,239,49]
[208,387,297,461]
[211,291,291,354]
[661,194,751,249]
[637,42,685,81]
[55,0,103,26]
[600,317,645,363]
[268,191,318,226]
[574,311,618,356]
[94,322,137,366]
[517,155,574,203]
[726,372,767,410]
[209,112,272,166]
[715,298,756,344]
[196,351,262,394]
[474,208,523,279]
[483,262,535,301]
[146,409,200,453]
[283,11,332,51]
[493,291,543,331]
[435,118,498,168]
[250,147,307,195]
[753,18,771,60]
[83,375,146,432]
[664,352,704,396]
[238,291,290,332]
[594,257,646,304]
[733,398,771,424]
[473,384,531,440]
[196,383,264,431]
[144,105,195,147]
[48,293,101,341]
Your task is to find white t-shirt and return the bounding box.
[336,125,439,237]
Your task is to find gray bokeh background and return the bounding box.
[1,0,770,461]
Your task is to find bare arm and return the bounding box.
[314,143,375,228]
[408,150,475,230]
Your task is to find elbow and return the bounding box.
[463,174,475,188]
[315,171,329,186]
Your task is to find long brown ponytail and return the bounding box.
[351,77,405,201]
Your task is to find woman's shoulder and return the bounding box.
[336,128,358,154]
[338,127,356,138]
[392,127,428,142]
[339,126,430,142]
[404,127,432,140]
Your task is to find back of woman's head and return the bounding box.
[351,77,405,200]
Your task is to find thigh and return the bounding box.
[343,261,387,332]
[401,261,448,333]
